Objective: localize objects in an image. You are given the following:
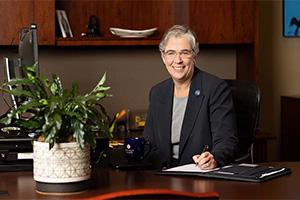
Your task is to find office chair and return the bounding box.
[78,189,219,199]
[224,79,261,163]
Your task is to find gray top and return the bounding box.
[171,95,188,159]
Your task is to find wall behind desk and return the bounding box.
[0,46,235,118]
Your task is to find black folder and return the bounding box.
[155,163,292,182]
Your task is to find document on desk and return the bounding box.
[164,163,218,173]
[156,163,292,183]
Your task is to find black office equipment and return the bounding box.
[3,23,39,114]
[0,190,9,197]
[156,163,291,183]
[0,23,39,171]
[0,125,33,171]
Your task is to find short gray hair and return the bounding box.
[159,25,199,55]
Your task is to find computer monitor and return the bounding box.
[0,24,39,171]
[19,23,39,75]
[2,23,39,118]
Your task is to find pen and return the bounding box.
[202,145,209,153]
[195,145,209,166]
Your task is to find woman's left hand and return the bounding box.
[192,152,218,169]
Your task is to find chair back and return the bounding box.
[79,189,219,199]
[224,79,261,163]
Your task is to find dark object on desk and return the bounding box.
[124,137,151,163]
[0,190,9,196]
[109,146,152,170]
[156,163,291,183]
[0,125,33,172]
[79,189,219,200]
[90,137,110,168]
[225,79,261,163]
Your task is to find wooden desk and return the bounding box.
[0,162,298,199]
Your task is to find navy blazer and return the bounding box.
[143,67,238,169]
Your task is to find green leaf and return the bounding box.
[86,107,102,125]
[42,74,50,88]
[95,93,106,99]
[50,73,63,98]
[63,110,83,120]
[27,73,35,81]
[0,117,9,124]
[90,72,107,94]
[84,132,97,150]
[44,113,62,149]
[62,89,72,106]
[2,77,33,87]
[72,81,79,97]
[16,99,44,113]
[23,64,37,74]
[93,86,111,92]
[98,72,107,86]
[15,119,43,129]
[97,103,110,122]
[71,118,85,150]
[2,88,35,98]
[39,99,48,105]
[48,96,60,114]
[22,65,48,99]
[98,121,113,140]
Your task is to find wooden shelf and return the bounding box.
[55,37,161,46]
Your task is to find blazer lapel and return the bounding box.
[157,80,173,162]
[178,68,204,160]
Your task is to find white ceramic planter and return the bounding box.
[33,141,90,184]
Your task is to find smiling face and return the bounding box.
[162,36,195,85]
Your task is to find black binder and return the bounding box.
[155,163,292,182]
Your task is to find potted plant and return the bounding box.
[0,64,113,194]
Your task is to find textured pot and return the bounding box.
[33,141,90,194]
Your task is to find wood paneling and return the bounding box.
[34,0,55,45]
[0,1,33,45]
[189,0,254,44]
[0,0,55,45]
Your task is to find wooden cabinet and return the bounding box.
[55,0,256,46]
[0,0,257,46]
[190,0,254,44]
[55,0,174,46]
[0,0,55,45]
[56,1,173,38]
[281,96,300,161]
[0,0,258,81]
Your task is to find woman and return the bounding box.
[143,25,238,169]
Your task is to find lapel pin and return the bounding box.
[195,90,201,96]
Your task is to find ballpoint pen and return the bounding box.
[195,145,209,166]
